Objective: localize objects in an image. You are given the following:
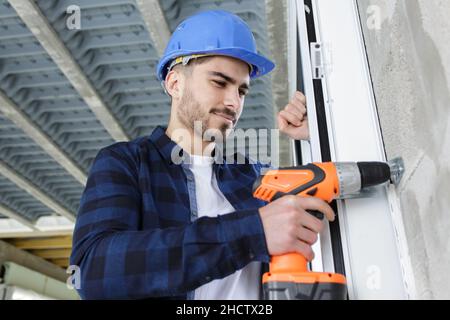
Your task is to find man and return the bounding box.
[70,10,334,300]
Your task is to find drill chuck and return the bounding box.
[357,162,391,189]
[336,158,405,197]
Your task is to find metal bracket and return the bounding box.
[388,157,405,186]
[310,42,333,80]
[311,42,324,79]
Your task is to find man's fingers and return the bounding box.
[292,97,307,112]
[295,196,336,222]
[294,241,314,261]
[298,227,318,245]
[299,210,324,233]
[277,113,289,130]
[286,103,306,120]
[279,110,302,127]
[294,91,307,104]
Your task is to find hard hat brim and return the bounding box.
[157,48,275,82]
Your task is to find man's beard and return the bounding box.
[177,85,233,139]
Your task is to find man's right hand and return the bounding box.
[258,195,335,261]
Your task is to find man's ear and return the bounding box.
[165,69,184,100]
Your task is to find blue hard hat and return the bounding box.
[156,10,275,82]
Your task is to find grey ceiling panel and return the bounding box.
[0,0,112,223]
[0,173,54,222]
[0,115,83,221]
[36,0,165,139]
[0,1,115,174]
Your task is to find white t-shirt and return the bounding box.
[188,154,261,300]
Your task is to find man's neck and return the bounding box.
[165,124,215,157]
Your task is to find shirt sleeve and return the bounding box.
[70,147,270,300]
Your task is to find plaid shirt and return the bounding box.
[70,126,271,300]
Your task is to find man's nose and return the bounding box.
[224,88,242,111]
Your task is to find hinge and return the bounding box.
[310,42,332,79]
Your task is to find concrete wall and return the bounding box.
[357,0,450,299]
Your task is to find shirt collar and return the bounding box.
[149,126,179,164]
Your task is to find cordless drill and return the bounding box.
[252,158,405,300]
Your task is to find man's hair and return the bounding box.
[171,56,215,78]
[165,56,215,100]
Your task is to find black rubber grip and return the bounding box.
[357,162,391,189]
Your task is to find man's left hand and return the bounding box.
[277,91,309,141]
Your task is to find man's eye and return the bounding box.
[239,90,248,97]
[213,80,226,87]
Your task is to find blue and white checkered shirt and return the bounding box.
[70,126,271,299]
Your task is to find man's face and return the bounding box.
[176,56,250,138]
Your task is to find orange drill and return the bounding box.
[252,159,404,300]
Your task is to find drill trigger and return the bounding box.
[307,210,324,220]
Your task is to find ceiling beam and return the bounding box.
[0,203,38,231]
[47,258,70,268]
[29,248,71,259]
[0,228,73,239]
[0,240,67,282]
[135,0,171,57]
[8,0,129,142]
[6,235,72,250]
[0,160,75,222]
[0,91,87,185]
